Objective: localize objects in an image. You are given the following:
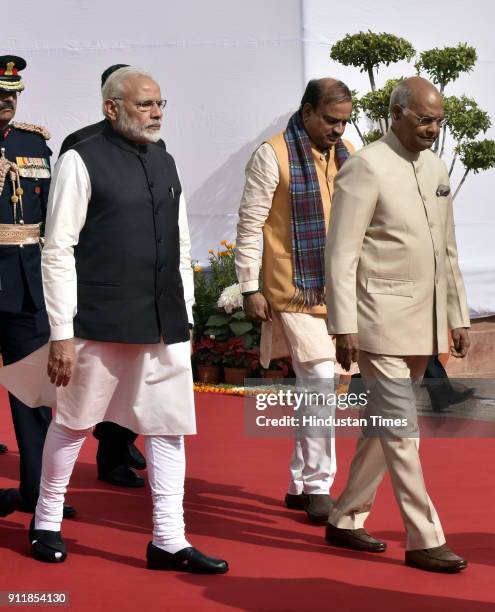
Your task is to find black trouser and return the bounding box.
[93,422,138,474]
[0,303,51,510]
[423,355,454,404]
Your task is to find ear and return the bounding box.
[301,102,313,122]
[104,99,119,121]
[391,104,402,121]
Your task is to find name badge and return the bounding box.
[16,157,51,179]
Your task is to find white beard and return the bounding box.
[116,108,161,144]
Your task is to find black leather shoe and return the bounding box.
[284,493,308,510]
[304,494,334,524]
[29,517,67,563]
[325,523,387,552]
[430,387,475,412]
[146,542,228,574]
[0,488,21,517]
[405,544,467,572]
[128,443,146,471]
[98,465,145,488]
[0,443,8,454]
[63,505,77,519]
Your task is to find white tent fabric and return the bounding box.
[6,0,495,317]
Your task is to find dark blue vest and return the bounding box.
[72,123,189,345]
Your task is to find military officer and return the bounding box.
[0,55,75,518]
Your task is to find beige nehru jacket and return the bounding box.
[236,133,355,312]
[325,129,470,356]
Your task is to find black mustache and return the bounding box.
[0,103,14,111]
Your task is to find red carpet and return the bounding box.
[0,388,494,611]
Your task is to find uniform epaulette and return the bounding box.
[11,121,51,140]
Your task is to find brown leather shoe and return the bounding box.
[304,494,334,524]
[325,523,387,552]
[284,493,308,510]
[405,544,467,573]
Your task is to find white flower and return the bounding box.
[217,283,243,314]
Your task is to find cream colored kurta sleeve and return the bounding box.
[41,150,91,341]
[325,155,379,334]
[235,143,279,293]
[178,189,195,326]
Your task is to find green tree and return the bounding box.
[443,95,491,171]
[454,140,495,199]
[360,78,404,131]
[331,31,415,133]
[415,43,477,93]
[415,43,478,154]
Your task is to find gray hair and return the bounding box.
[389,82,412,113]
[101,66,155,115]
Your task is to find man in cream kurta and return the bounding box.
[236,78,354,523]
[324,77,470,573]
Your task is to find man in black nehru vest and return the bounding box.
[59,64,167,489]
[29,66,228,572]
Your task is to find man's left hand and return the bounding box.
[450,328,470,358]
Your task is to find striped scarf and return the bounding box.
[284,110,350,307]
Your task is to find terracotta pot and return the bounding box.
[224,367,250,386]
[197,365,221,384]
[262,369,285,379]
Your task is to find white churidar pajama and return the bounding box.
[288,357,336,496]
[36,423,191,554]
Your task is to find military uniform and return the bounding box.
[0,56,52,512]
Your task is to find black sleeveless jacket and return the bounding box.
[72,123,189,344]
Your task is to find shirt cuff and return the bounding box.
[49,323,74,341]
[186,304,194,326]
[239,280,259,293]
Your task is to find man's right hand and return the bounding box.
[243,292,272,322]
[335,333,359,371]
[47,339,75,387]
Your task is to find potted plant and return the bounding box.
[192,242,262,386]
[262,357,292,380]
[192,336,224,383]
[192,241,238,340]
[222,337,259,385]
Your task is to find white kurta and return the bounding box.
[0,148,197,435]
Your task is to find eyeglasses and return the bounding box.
[400,105,447,128]
[112,97,167,112]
